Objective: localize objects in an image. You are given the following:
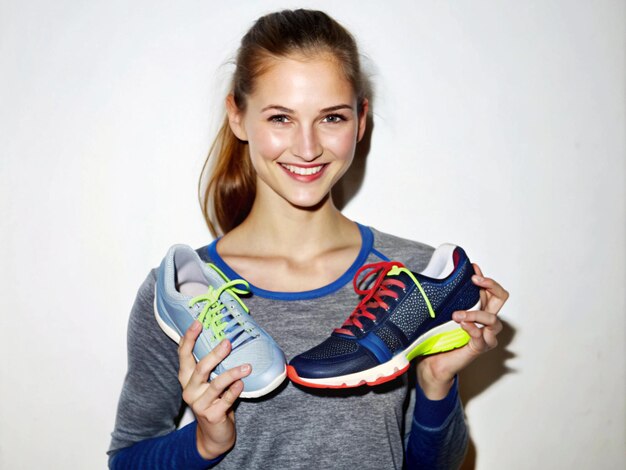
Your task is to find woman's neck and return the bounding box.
[231,193,355,254]
[215,193,362,291]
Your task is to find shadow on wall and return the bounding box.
[459,319,517,470]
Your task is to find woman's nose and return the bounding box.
[292,126,323,161]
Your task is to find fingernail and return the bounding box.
[192,321,201,331]
[454,312,466,321]
[473,275,484,283]
[241,364,251,373]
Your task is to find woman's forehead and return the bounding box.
[247,56,356,109]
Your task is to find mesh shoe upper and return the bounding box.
[289,245,480,381]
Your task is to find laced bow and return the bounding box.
[334,261,407,336]
[189,279,253,346]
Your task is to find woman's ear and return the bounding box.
[225,94,248,141]
[357,98,369,142]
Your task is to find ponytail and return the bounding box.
[199,117,256,237]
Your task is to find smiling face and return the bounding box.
[227,54,368,211]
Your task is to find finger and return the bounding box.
[481,320,501,349]
[471,264,509,313]
[192,364,251,416]
[182,339,233,405]
[203,380,245,424]
[472,275,509,304]
[187,339,232,390]
[453,310,500,330]
[473,263,484,278]
[459,321,488,355]
[219,378,245,408]
[479,287,488,310]
[464,318,500,351]
[178,321,203,386]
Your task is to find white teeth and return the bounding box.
[281,164,324,176]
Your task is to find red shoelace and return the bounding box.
[334,261,407,336]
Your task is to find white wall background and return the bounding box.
[1,1,624,468]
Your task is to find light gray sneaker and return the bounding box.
[154,244,286,398]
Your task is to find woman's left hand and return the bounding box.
[416,264,509,399]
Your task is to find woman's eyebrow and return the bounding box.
[321,104,353,113]
[261,105,294,113]
[260,104,354,113]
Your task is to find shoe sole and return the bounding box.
[153,286,287,398]
[287,299,481,389]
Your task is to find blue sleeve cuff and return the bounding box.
[181,421,226,468]
[109,421,225,469]
[413,376,460,429]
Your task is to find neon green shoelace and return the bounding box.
[189,279,251,342]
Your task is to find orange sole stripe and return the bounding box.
[286,363,411,389]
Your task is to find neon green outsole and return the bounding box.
[406,328,471,361]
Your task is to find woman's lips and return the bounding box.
[279,163,327,182]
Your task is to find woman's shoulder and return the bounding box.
[368,226,435,273]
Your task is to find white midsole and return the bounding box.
[240,366,287,399]
[298,299,482,387]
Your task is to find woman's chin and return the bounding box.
[287,192,332,212]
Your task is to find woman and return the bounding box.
[109,9,507,469]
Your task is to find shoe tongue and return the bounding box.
[389,269,415,286]
[215,289,257,349]
[193,289,241,332]
[338,278,408,336]
[335,324,361,337]
[213,295,242,332]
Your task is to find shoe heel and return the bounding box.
[407,328,470,359]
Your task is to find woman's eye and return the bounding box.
[323,114,346,123]
[269,115,290,124]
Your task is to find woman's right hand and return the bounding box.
[178,321,251,460]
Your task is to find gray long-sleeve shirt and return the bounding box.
[109,225,468,469]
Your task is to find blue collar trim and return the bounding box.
[205,223,373,301]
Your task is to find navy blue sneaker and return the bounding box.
[287,244,481,389]
[155,244,287,398]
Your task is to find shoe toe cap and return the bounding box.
[226,339,286,393]
[289,337,379,380]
